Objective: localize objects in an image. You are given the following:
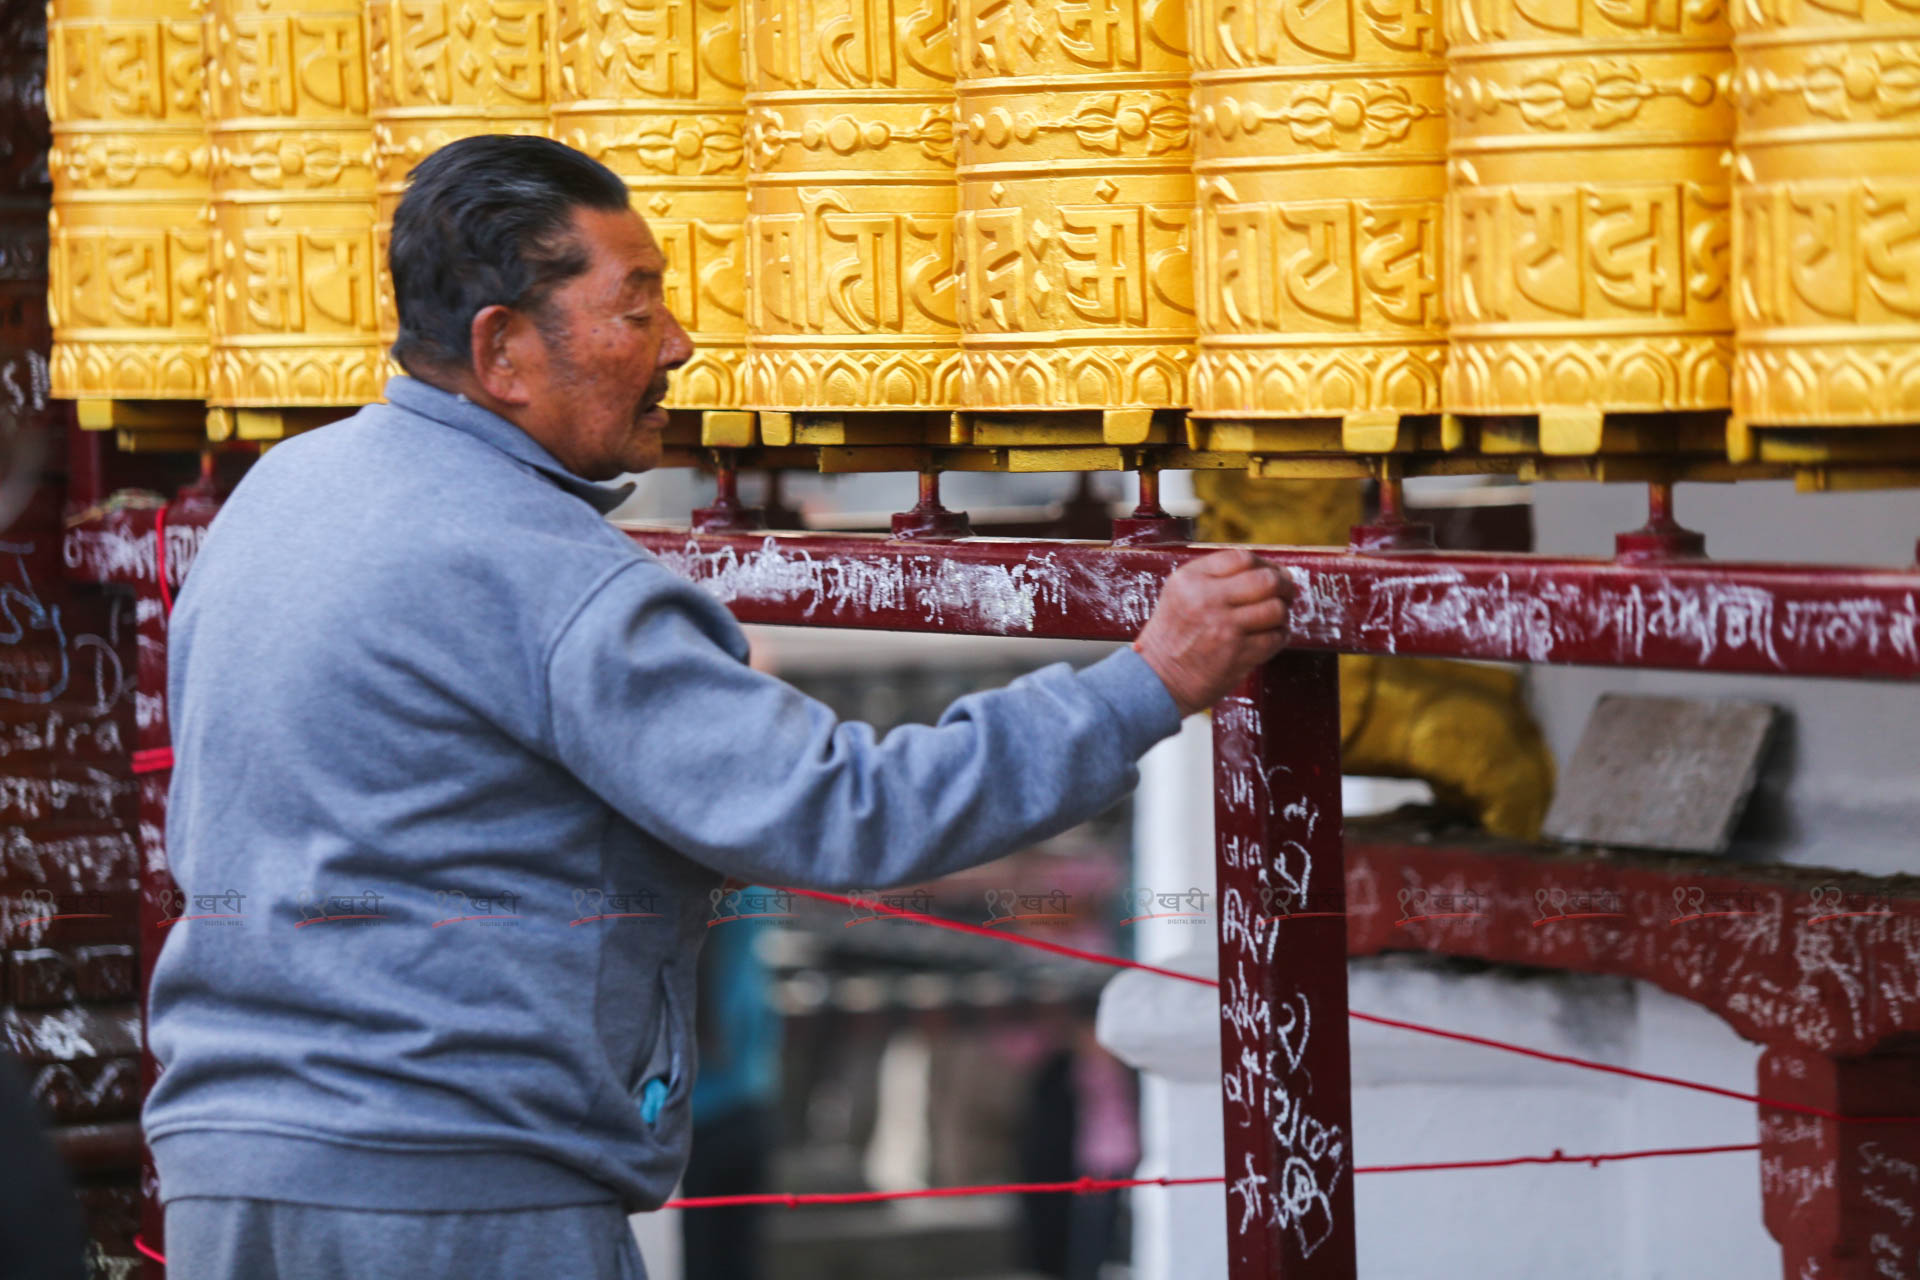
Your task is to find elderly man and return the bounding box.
[143,136,1294,1278]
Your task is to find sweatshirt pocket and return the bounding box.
[630,970,685,1128]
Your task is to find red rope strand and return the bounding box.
[663,1143,1760,1208]
[1343,1010,1909,1125]
[126,1141,1763,1264]
[778,885,1918,1127]
[132,746,175,775]
[1352,1142,1760,1175]
[784,886,1215,988]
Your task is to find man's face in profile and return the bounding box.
[517,206,693,481]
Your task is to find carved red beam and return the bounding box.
[1346,831,1920,1066]
[1348,831,1920,1279]
[626,529,1920,681]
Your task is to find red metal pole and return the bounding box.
[890,468,972,540]
[1112,465,1194,546]
[1349,466,1435,553]
[1214,652,1357,1278]
[692,448,766,534]
[1616,479,1707,561]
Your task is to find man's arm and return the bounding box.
[544,550,1292,891]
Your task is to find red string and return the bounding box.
[779,885,1919,1127]
[785,886,1213,988]
[1352,1142,1760,1175]
[126,1141,1762,1265]
[664,1143,1760,1208]
[1344,1011,1908,1126]
[153,502,174,617]
[132,746,175,775]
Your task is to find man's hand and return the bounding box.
[1132,549,1297,718]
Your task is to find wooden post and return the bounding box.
[1213,652,1358,1278]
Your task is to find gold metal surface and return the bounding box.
[46,0,1920,479]
[1444,0,1736,424]
[1732,0,1920,429]
[47,0,212,401]
[1188,0,1446,424]
[206,0,381,414]
[954,0,1195,409]
[370,0,550,361]
[554,0,746,408]
[743,0,959,410]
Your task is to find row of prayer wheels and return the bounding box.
[42,0,1920,480]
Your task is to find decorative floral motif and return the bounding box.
[746,106,953,168]
[1452,61,1719,130]
[562,116,745,177]
[1202,83,1437,151]
[961,93,1189,156]
[52,141,209,188]
[1058,92,1189,154]
[216,138,363,188]
[1797,45,1920,121]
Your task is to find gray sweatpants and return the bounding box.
[162,1197,649,1279]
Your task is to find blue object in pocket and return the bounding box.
[634,972,681,1127]
[639,1075,670,1125]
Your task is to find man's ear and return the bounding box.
[469,304,534,406]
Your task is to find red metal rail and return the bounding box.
[626,528,1920,681]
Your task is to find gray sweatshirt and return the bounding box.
[142,375,1185,1214]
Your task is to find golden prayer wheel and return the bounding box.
[368,0,550,362]
[1732,0,1920,430]
[955,0,1195,411]
[46,0,212,402]
[743,0,959,411]
[1444,0,1735,452]
[205,0,380,418]
[552,0,747,411]
[1187,0,1446,440]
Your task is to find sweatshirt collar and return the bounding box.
[383,375,637,516]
